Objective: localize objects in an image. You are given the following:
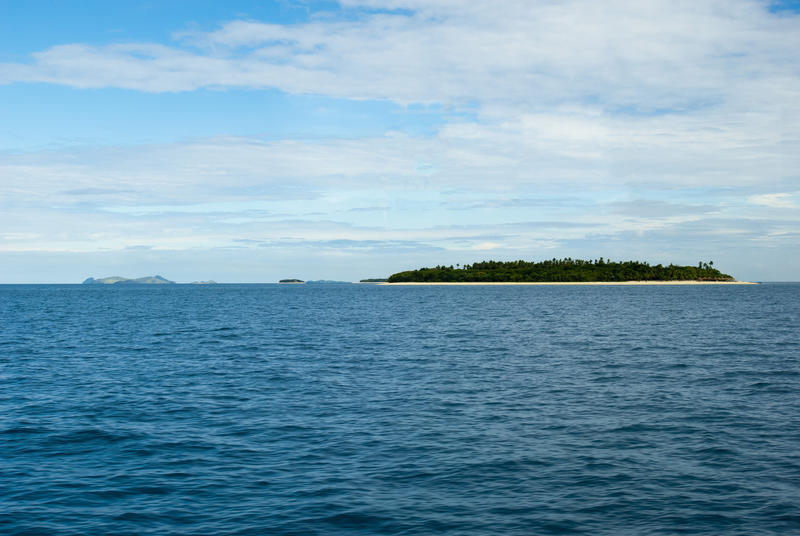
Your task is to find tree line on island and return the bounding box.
[387,258,734,283]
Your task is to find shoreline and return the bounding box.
[381,280,758,286]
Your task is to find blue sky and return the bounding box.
[1,0,799,282]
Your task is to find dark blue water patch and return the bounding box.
[1,283,799,535]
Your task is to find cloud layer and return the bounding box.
[4,1,799,107]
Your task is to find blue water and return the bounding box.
[2,283,799,535]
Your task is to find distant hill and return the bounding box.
[388,259,735,283]
[82,275,176,285]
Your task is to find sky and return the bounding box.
[1,0,799,283]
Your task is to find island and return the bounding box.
[386,259,748,283]
[82,275,176,284]
[359,278,388,283]
[189,280,218,285]
[278,279,305,284]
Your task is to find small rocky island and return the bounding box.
[387,259,737,283]
[278,279,305,284]
[82,275,176,284]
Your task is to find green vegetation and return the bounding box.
[387,259,734,283]
[359,278,388,283]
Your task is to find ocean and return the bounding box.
[2,283,799,535]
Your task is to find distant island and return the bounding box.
[387,259,737,283]
[82,275,176,285]
[278,279,305,284]
[359,278,388,283]
[189,280,218,285]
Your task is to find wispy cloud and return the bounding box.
[2,1,799,111]
[1,1,799,281]
[747,192,797,209]
[609,200,719,218]
[62,187,133,196]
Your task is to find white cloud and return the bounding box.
[472,241,502,250]
[2,2,798,191]
[747,192,797,208]
[0,131,796,258]
[1,1,799,280]
[2,1,799,110]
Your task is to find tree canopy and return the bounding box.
[387,258,733,283]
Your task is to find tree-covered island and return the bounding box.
[387,258,735,283]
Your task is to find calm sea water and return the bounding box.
[2,283,799,535]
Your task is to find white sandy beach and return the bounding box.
[381,281,757,286]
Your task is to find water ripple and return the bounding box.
[1,283,799,534]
